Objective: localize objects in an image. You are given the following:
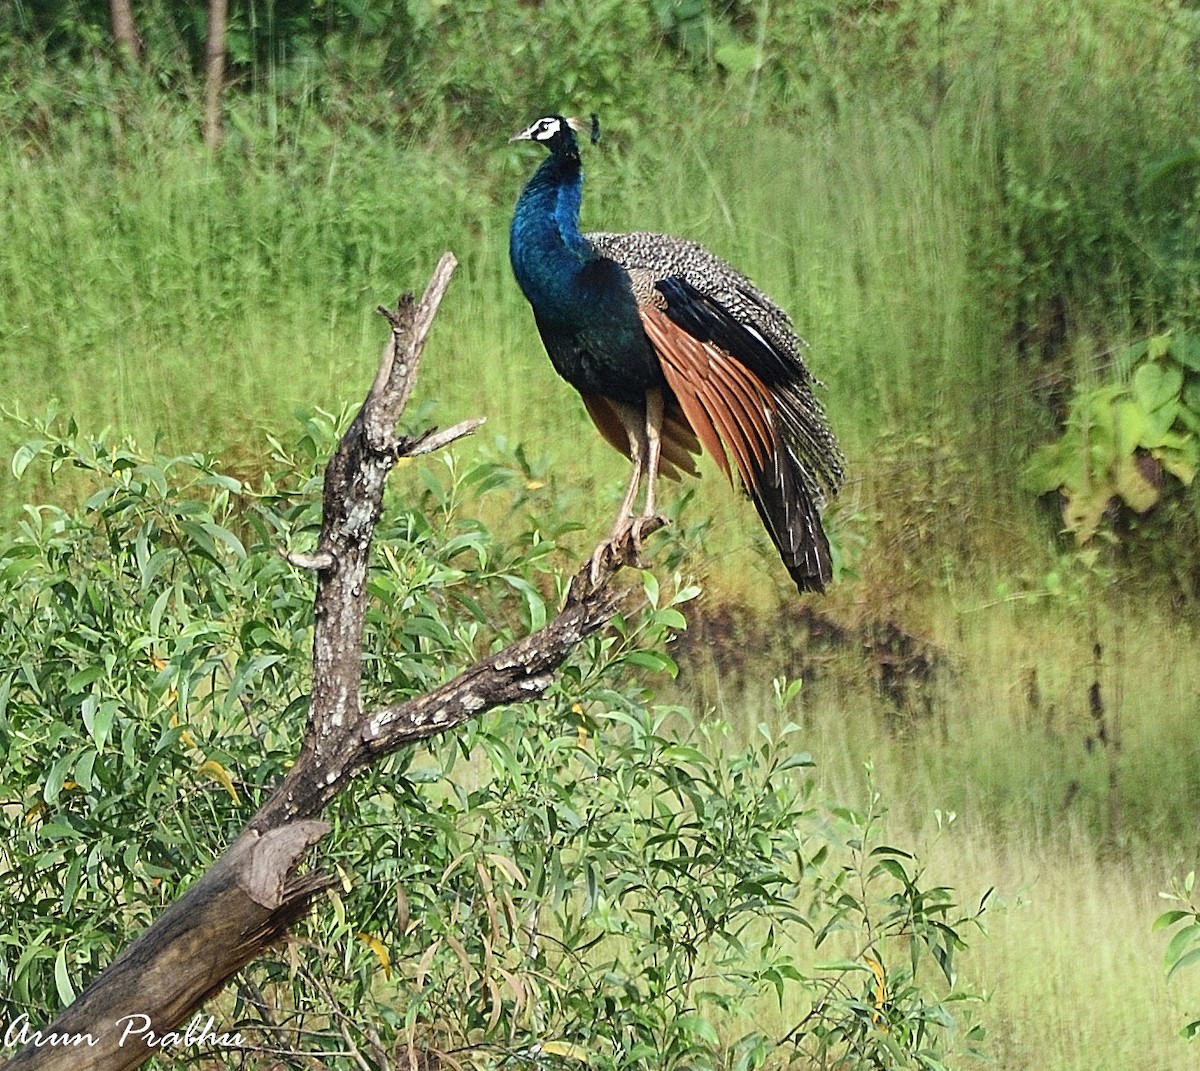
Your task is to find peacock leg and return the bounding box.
[589,397,659,584]
[640,388,664,520]
[607,398,647,543]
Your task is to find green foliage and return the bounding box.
[977,1,1200,349]
[1155,870,1200,1040]
[0,411,319,1007]
[0,0,686,142]
[5,0,1200,591]
[1023,332,1200,544]
[0,413,984,1069]
[400,0,673,134]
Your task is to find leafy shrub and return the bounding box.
[1023,331,1200,545]
[1156,870,1200,1041]
[0,412,987,1069]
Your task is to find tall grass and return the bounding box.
[3,3,1200,1065]
[692,586,1200,851]
[0,92,1032,581]
[0,122,478,447]
[686,589,1200,1070]
[930,823,1199,1071]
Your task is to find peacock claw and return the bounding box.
[587,514,667,586]
[626,513,667,562]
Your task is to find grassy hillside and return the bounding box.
[3,0,1200,1066]
[5,0,1198,586]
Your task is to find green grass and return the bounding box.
[690,584,1200,850]
[0,95,1032,584]
[922,821,1199,1071]
[4,3,1200,1065]
[678,589,1200,1070]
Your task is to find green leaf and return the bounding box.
[1178,381,1200,433]
[178,519,219,559]
[11,440,47,479]
[1148,334,1173,361]
[1115,338,1150,375]
[1163,921,1200,968]
[75,749,98,793]
[135,463,169,498]
[501,575,547,631]
[655,607,687,630]
[875,857,911,883]
[1167,945,1200,983]
[623,649,678,676]
[1157,436,1199,485]
[68,665,105,691]
[1133,361,1184,414]
[1154,909,1193,932]
[814,959,869,973]
[1022,442,1071,494]
[43,753,72,804]
[675,1014,720,1045]
[89,700,118,751]
[1114,398,1147,456]
[1171,332,1200,372]
[1140,398,1181,447]
[54,944,76,1005]
[641,570,660,609]
[203,520,246,559]
[714,41,760,77]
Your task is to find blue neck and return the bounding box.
[509,150,593,316]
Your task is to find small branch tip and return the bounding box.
[402,417,487,458]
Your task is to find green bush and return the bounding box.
[0,412,986,1069]
[1156,870,1200,1041]
[1023,332,1200,540]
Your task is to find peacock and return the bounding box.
[508,114,844,592]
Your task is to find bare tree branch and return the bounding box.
[1,252,640,1071]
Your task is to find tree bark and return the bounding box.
[109,0,140,65]
[0,253,640,1071]
[202,0,228,149]
[1,824,330,1071]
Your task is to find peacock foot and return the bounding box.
[587,514,667,587]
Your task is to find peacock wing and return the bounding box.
[638,302,834,592]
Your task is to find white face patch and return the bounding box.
[512,116,564,143]
[530,116,563,141]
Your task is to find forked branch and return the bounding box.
[3,253,638,1071]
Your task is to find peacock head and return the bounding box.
[509,114,600,155]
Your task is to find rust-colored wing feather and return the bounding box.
[639,304,833,591]
[581,393,702,481]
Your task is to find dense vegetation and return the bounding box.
[3,0,1199,601]
[2,1,1200,1069]
[0,416,989,1068]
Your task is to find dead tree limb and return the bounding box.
[2,252,639,1071]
